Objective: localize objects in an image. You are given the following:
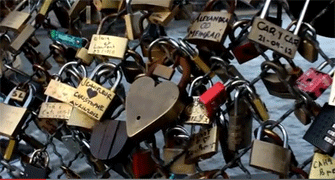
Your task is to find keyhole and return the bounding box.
[137,116,141,120]
[306,78,312,82]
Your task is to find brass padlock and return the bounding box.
[35,0,54,25]
[298,23,319,63]
[3,138,17,161]
[93,0,121,11]
[163,126,196,175]
[124,0,143,40]
[185,123,219,164]
[0,84,34,137]
[0,0,31,32]
[75,42,94,66]
[9,24,36,53]
[294,93,321,125]
[149,5,180,26]
[250,121,291,177]
[69,63,122,121]
[185,0,236,50]
[261,61,303,99]
[88,14,128,59]
[131,0,175,11]
[244,84,269,122]
[309,151,335,179]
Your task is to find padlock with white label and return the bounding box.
[248,0,311,59]
[88,14,128,59]
[69,62,122,121]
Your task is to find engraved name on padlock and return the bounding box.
[309,152,335,179]
[38,103,72,120]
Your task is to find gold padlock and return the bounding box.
[309,151,335,179]
[0,0,31,32]
[124,0,143,40]
[76,43,94,66]
[149,5,180,26]
[131,0,174,11]
[93,0,121,11]
[9,24,36,53]
[36,0,54,24]
[185,123,218,164]
[88,14,129,59]
[0,84,34,137]
[3,138,17,161]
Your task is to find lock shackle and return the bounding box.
[56,61,87,80]
[210,56,229,67]
[124,49,146,71]
[64,68,83,83]
[29,149,50,168]
[233,87,243,117]
[126,0,133,13]
[14,0,28,11]
[4,83,34,108]
[260,0,272,19]
[204,0,236,13]
[243,84,259,100]
[256,121,288,148]
[147,37,181,63]
[188,75,213,97]
[225,79,249,94]
[177,38,197,58]
[261,61,288,80]
[32,64,52,82]
[0,33,12,44]
[164,125,190,145]
[89,63,122,91]
[293,0,310,35]
[229,19,251,42]
[49,42,66,55]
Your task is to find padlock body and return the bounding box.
[232,37,261,64]
[250,140,291,176]
[0,103,27,137]
[199,82,226,117]
[303,103,335,155]
[132,149,158,178]
[298,37,318,63]
[24,164,48,178]
[309,152,335,179]
[163,148,196,174]
[296,68,332,99]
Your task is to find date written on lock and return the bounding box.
[88,34,128,59]
[69,78,114,120]
[38,103,73,119]
[248,17,300,59]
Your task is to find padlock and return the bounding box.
[163,126,196,175]
[226,82,253,151]
[149,5,180,26]
[250,122,291,177]
[294,93,321,125]
[10,83,28,102]
[199,81,226,118]
[303,103,335,156]
[244,84,269,122]
[309,151,335,179]
[88,14,128,59]
[296,63,333,100]
[68,0,88,20]
[121,49,145,84]
[145,37,176,65]
[132,147,159,178]
[35,0,54,25]
[261,61,303,99]
[49,30,83,49]
[185,0,235,51]
[90,120,129,160]
[75,47,94,66]
[49,42,68,65]
[248,0,311,59]
[126,55,191,140]
[0,84,34,137]
[229,19,267,64]
[124,0,142,40]
[0,0,31,32]
[183,76,213,125]
[69,62,122,121]
[9,24,36,53]
[23,149,50,178]
[185,122,219,164]
[297,23,319,63]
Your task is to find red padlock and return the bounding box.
[132,148,158,178]
[296,68,333,99]
[199,82,227,117]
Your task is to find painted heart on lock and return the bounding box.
[87,88,98,99]
[126,77,184,140]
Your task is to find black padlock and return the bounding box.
[303,103,335,156]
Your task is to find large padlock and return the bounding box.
[185,0,236,50]
[126,55,191,140]
[261,61,303,99]
[303,103,335,156]
[69,62,122,121]
[226,80,253,151]
[296,62,333,100]
[249,122,291,177]
[0,0,31,32]
[88,14,128,59]
[309,151,335,179]
[185,122,219,164]
[163,126,196,175]
[183,76,213,125]
[0,84,34,137]
[248,0,311,59]
[90,120,129,160]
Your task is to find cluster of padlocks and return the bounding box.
[1,0,335,178]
